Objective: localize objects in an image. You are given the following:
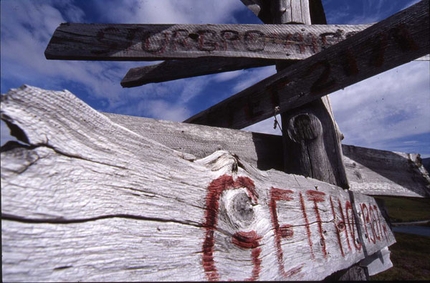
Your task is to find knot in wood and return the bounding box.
[232,191,255,222]
[287,113,322,143]
[222,189,256,229]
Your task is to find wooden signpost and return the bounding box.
[1,85,397,281]
[2,0,429,281]
[184,0,429,129]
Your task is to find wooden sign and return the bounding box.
[184,0,429,129]
[1,85,395,281]
[102,112,430,198]
[119,0,325,87]
[45,23,371,61]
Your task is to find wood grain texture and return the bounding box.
[184,0,429,129]
[45,23,371,61]
[342,145,430,198]
[1,85,395,281]
[118,0,345,88]
[104,113,430,198]
[273,0,349,193]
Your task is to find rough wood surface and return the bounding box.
[45,23,371,61]
[104,113,430,198]
[271,0,348,192]
[184,0,429,129]
[1,85,396,281]
[272,0,311,25]
[280,82,348,187]
[342,145,430,198]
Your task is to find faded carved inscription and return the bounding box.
[94,26,360,56]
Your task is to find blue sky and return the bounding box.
[1,0,429,158]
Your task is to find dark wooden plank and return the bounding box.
[121,0,322,87]
[184,0,429,130]
[121,58,277,87]
[45,23,371,61]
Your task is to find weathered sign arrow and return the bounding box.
[45,23,371,61]
[184,0,429,129]
[2,85,396,281]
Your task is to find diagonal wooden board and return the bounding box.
[45,23,371,61]
[1,85,396,281]
[184,0,429,129]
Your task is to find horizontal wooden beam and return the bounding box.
[45,23,371,61]
[184,0,429,129]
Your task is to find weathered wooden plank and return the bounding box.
[342,145,430,198]
[44,23,371,61]
[120,53,428,87]
[271,0,349,194]
[1,85,395,281]
[120,0,330,87]
[184,0,429,129]
[104,112,430,198]
[121,58,277,87]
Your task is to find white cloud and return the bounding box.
[92,0,245,24]
[212,70,244,83]
[231,66,277,93]
[135,99,191,122]
[329,61,430,153]
[1,0,428,158]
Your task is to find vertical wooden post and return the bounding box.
[272,3,367,279]
[271,0,349,191]
[271,0,349,189]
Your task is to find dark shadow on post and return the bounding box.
[251,132,284,171]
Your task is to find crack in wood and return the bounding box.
[6,141,130,170]
[1,213,202,228]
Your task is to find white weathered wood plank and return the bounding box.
[104,112,430,198]
[1,85,396,281]
[343,146,430,198]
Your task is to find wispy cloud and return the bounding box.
[330,61,430,155]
